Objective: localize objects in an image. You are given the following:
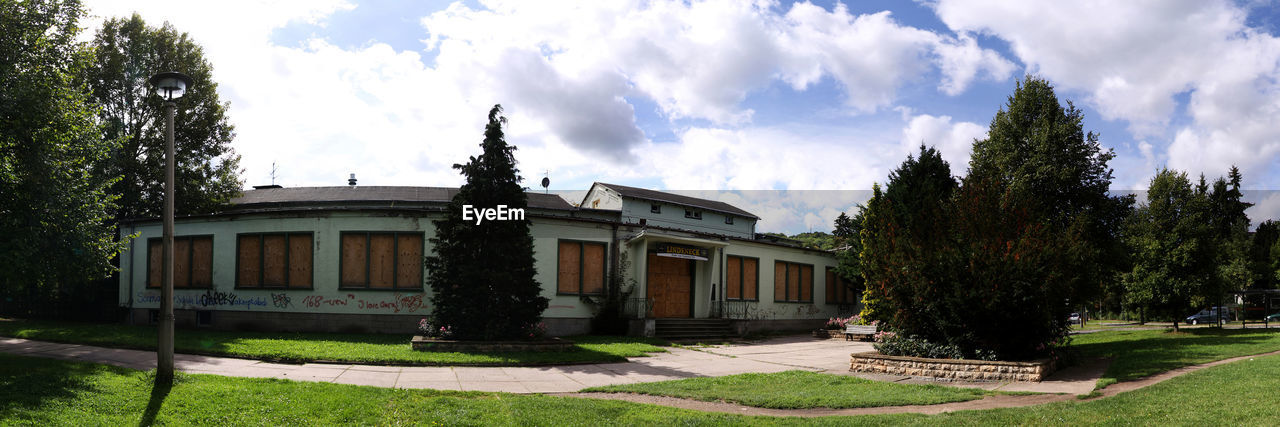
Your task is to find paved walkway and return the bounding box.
[0,335,1103,395]
[0,336,876,393]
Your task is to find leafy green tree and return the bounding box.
[82,13,241,220]
[968,76,1134,307]
[425,105,548,340]
[0,0,127,314]
[1121,169,1215,331]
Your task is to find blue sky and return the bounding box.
[85,0,1280,233]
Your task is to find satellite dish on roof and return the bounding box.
[541,171,550,194]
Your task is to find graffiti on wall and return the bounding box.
[271,293,293,309]
[302,293,427,313]
[134,290,267,310]
[136,291,427,313]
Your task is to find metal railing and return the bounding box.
[624,297,653,318]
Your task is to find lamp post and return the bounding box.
[149,71,192,385]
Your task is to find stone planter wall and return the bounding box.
[411,336,576,352]
[812,329,844,339]
[849,351,1055,382]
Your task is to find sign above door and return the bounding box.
[654,243,709,261]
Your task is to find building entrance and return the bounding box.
[646,253,694,318]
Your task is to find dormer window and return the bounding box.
[651,204,661,213]
[725,216,734,225]
[685,210,702,220]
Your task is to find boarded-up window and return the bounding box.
[236,233,313,289]
[339,232,424,289]
[726,255,758,301]
[557,240,606,295]
[146,236,213,289]
[826,267,856,305]
[773,261,813,303]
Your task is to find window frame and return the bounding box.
[724,216,734,225]
[556,239,608,296]
[234,232,315,290]
[684,210,702,220]
[650,204,661,213]
[145,234,214,289]
[725,255,759,302]
[337,231,425,291]
[772,260,814,303]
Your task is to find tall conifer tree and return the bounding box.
[425,105,548,340]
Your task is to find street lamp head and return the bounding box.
[149,71,194,100]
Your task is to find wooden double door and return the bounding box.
[646,253,694,318]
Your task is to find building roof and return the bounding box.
[593,182,759,219]
[230,186,576,210]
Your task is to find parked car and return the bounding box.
[1266,312,1280,322]
[1068,312,1081,324]
[1186,307,1231,325]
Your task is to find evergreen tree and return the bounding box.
[831,210,865,306]
[1121,169,1215,331]
[1206,168,1253,296]
[1252,220,1280,289]
[859,145,956,339]
[425,105,548,340]
[0,0,127,315]
[82,13,242,220]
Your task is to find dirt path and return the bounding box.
[552,349,1280,417]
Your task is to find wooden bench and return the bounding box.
[844,324,877,341]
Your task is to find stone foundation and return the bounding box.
[411,336,576,352]
[849,351,1055,382]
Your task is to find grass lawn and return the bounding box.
[4,351,1280,424]
[1069,327,1280,389]
[583,370,988,409]
[0,318,667,366]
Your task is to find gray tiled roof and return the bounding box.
[595,183,759,219]
[230,186,575,210]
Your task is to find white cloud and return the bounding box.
[932,0,1280,184]
[900,114,986,173]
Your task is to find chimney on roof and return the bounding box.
[348,173,357,187]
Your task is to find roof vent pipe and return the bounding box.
[348,173,357,187]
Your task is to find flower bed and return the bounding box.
[411,336,577,353]
[849,351,1055,382]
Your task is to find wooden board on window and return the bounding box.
[262,235,287,286]
[340,233,367,286]
[148,239,162,288]
[190,237,212,288]
[237,235,260,286]
[173,238,191,288]
[743,258,757,300]
[774,262,786,302]
[396,234,422,288]
[726,256,741,299]
[288,234,312,288]
[369,234,395,288]
[557,242,580,293]
[582,243,605,294]
[800,265,812,302]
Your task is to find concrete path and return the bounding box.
[0,335,1105,395]
[0,336,872,393]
